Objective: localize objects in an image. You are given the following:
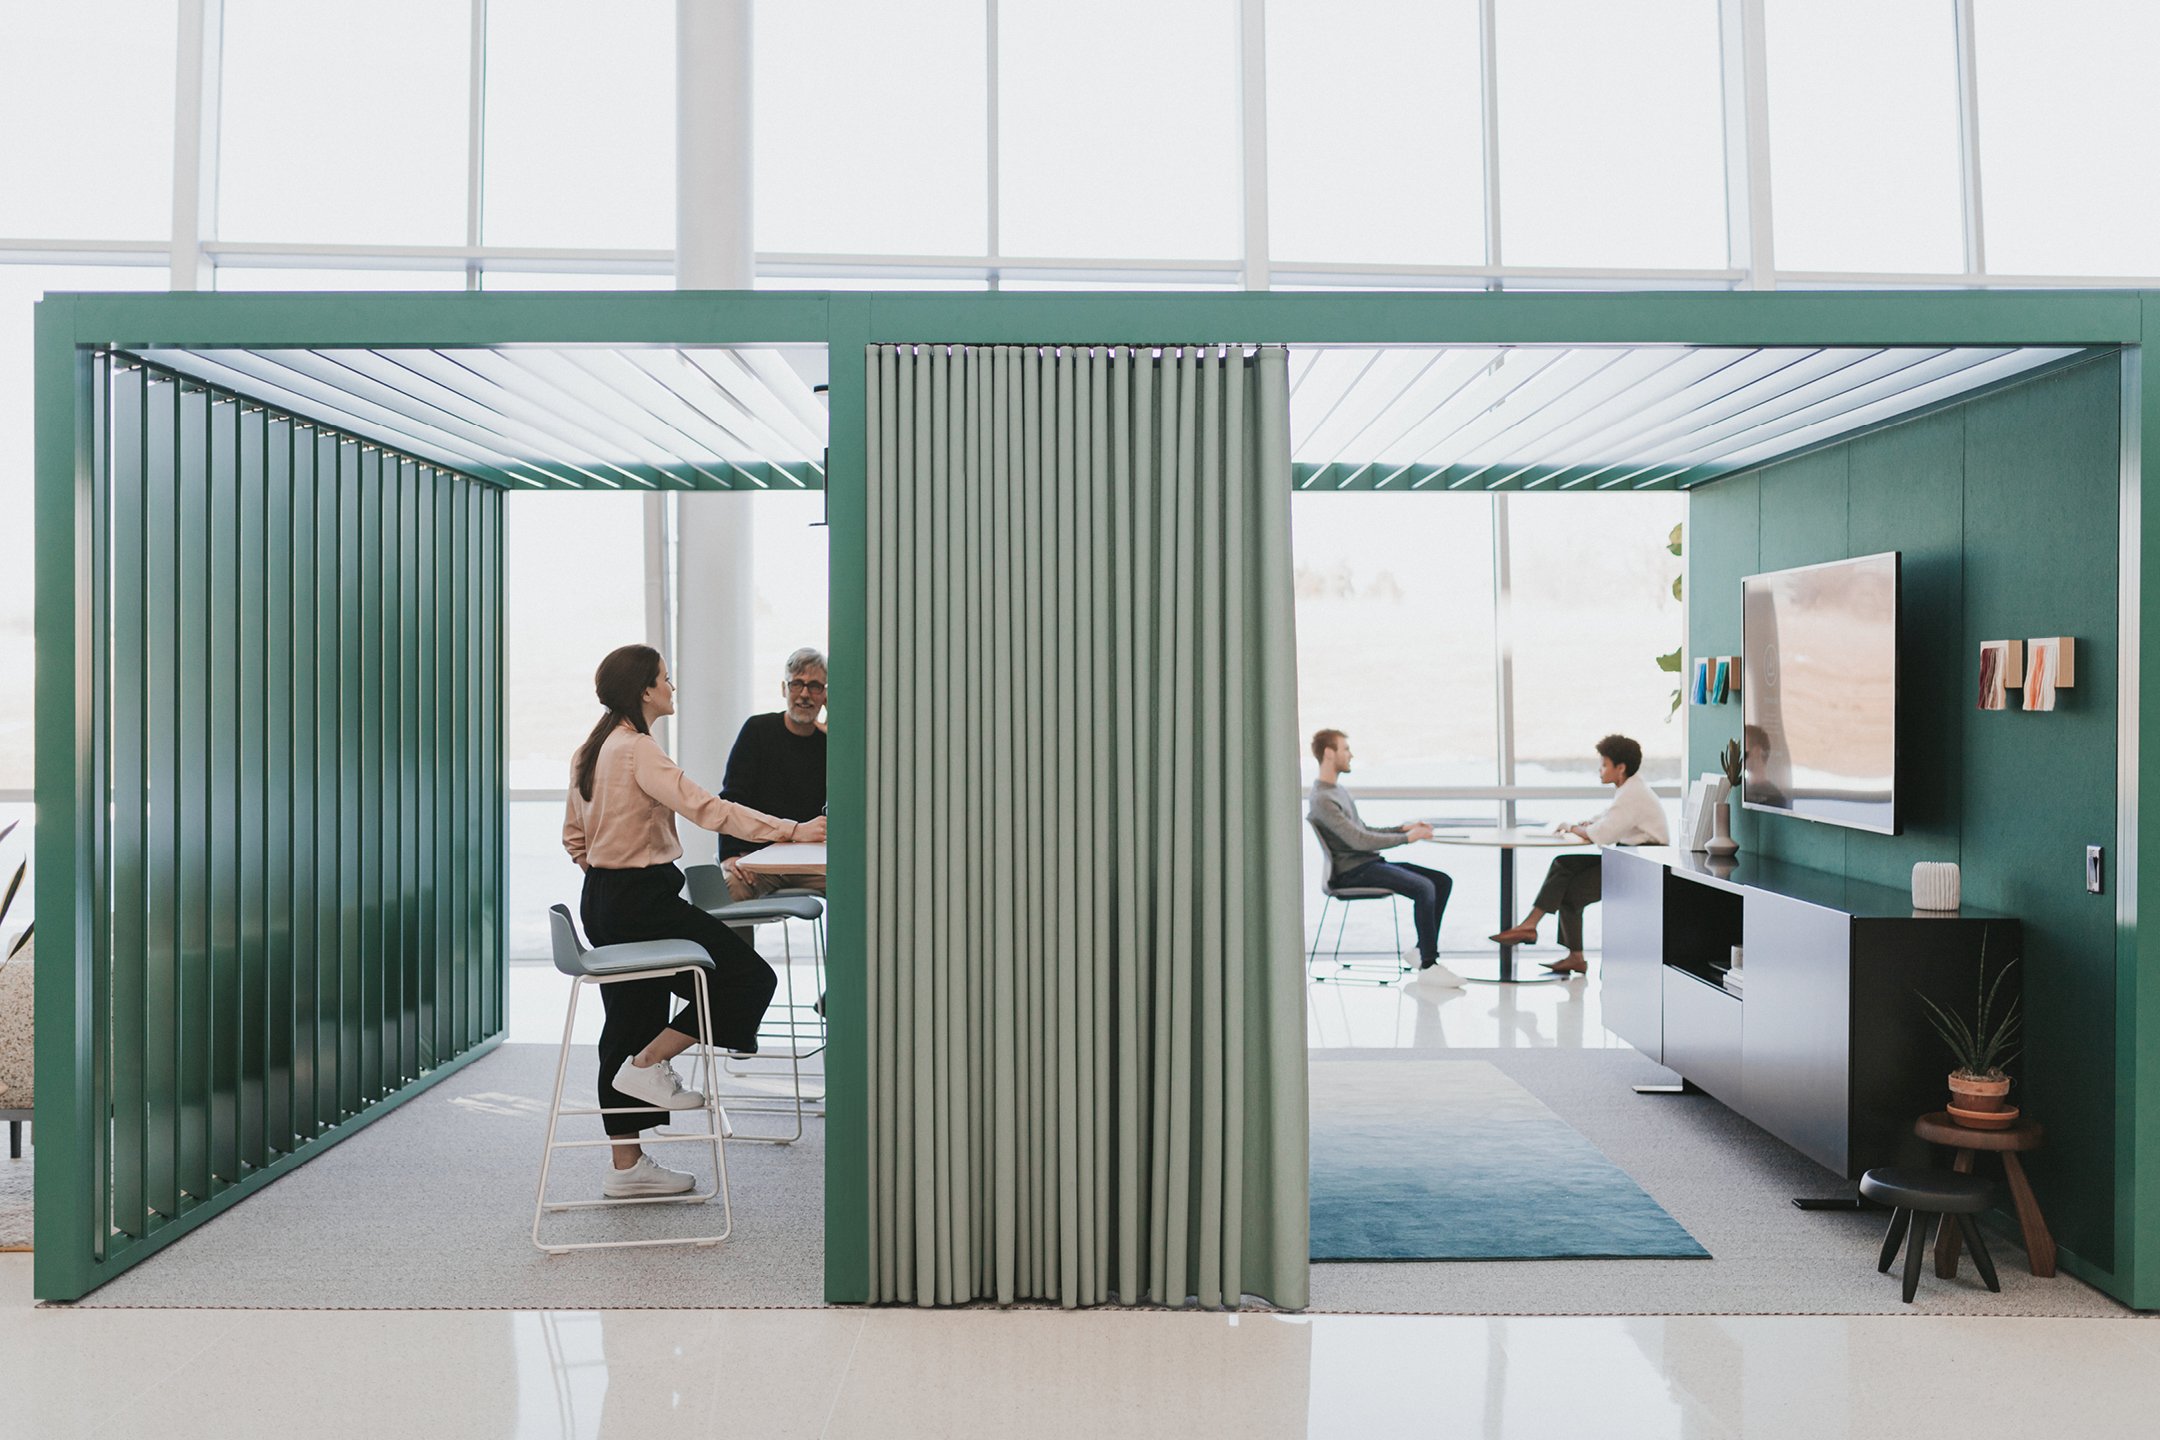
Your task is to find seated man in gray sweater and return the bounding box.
[1307,729,1464,989]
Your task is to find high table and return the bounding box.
[1416,827,1589,984]
[732,841,828,875]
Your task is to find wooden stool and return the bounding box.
[1914,1112,2056,1279]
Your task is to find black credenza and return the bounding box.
[1602,846,2020,1180]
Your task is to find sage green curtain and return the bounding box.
[863,344,1308,1309]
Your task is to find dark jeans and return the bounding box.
[581,862,778,1138]
[1531,852,1602,952]
[1335,860,1454,962]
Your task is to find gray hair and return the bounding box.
[784,646,827,679]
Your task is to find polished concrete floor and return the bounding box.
[9,957,2154,1436]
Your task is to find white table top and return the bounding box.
[733,841,828,873]
[1419,827,1588,849]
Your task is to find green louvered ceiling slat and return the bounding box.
[122,344,831,491]
[1287,343,2096,491]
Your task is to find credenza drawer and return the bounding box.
[1662,966,1744,1106]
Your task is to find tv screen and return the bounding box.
[1740,551,1900,834]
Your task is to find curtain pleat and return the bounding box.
[864,343,1308,1310]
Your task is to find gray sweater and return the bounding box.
[1308,779,1406,880]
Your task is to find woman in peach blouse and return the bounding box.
[563,644,827,1199]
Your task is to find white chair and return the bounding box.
[531,904,732,1255]
[682,864,825,1143]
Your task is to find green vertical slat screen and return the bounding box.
[72,356,505,1286]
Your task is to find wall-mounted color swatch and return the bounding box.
[2025,636,2075,712]
[1978,639,2023,710]
[1689,655,1741,705]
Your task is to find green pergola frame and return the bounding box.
[34,288,2160,1307]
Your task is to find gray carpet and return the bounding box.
[1306,1046,2135,1317]
[59,1041,2141,1316]
[73,1042,825,1308]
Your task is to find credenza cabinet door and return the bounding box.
[1740,890,1853,1174]
[1600,849,1664,1062]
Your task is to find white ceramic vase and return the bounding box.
[1706,800,1739,858]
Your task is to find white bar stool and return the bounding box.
[682,865,826,1143]
[531,904,733,1255]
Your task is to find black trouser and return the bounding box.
[1335,860,1454,961]
[1531,852,1602,952]
[581,862,778,1138]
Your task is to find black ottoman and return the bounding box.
[1859,1166,2001,1303]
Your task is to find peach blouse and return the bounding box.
[563,723,805,870]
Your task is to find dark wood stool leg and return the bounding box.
[1934,1149,1976,1277]
[1878,1207,1912,1274]
[1902,1211,1934,1303]
[1956,1214,2002,1293]
[2000,1152,2058,1278]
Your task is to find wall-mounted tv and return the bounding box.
[1740,551,1900,834]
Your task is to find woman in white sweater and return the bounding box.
[1491,734,1668,975]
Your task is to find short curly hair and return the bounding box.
[1596,733,1643,778]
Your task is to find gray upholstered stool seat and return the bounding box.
[703,895,826,925]
[555,934,713,977]
[1860,1165,2001,1302]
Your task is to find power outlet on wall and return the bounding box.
[2088,845,2105,895]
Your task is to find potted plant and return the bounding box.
[1705,738,1741,857]
[1919,948,2021,1127]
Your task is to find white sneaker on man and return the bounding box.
[1402,949,1467,989]
[602,1155,696,1198]
[612,1057,706,1110]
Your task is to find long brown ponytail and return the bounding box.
[573,644,662,801]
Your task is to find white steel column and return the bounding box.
[1477,0,1503,289]
[464,0,488,291]
[986,0,1002,289]
[170,0,224,291]
[673,0,759,817]
[1953,0,1988,278]
[1237,0,1271,291]
[1490,494,1518,828]
[1717,0,1775,290]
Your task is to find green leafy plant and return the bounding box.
[1658,524,1685,719]
[1719,738,1743,789]
[1918,948,2021,1080]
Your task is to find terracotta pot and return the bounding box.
[1947,1070,2010,1114]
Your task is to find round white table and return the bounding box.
[1417,827,1592,984]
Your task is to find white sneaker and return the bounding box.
[613,1058,706,1111]
[603,1155,696,1198]
[1408,959,1467,990]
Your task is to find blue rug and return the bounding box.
[1309,1059,1708,1261]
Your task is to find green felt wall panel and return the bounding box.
[1689,355,2124,1275]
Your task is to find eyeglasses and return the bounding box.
[786,679,827,695]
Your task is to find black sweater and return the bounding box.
[717,712,827,860]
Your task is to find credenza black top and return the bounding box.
[1612,846,2015,923]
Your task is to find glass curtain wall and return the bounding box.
[6,0,2159,949]
[1294,492,1684,957]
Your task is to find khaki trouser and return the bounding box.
[721,858,828,904]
